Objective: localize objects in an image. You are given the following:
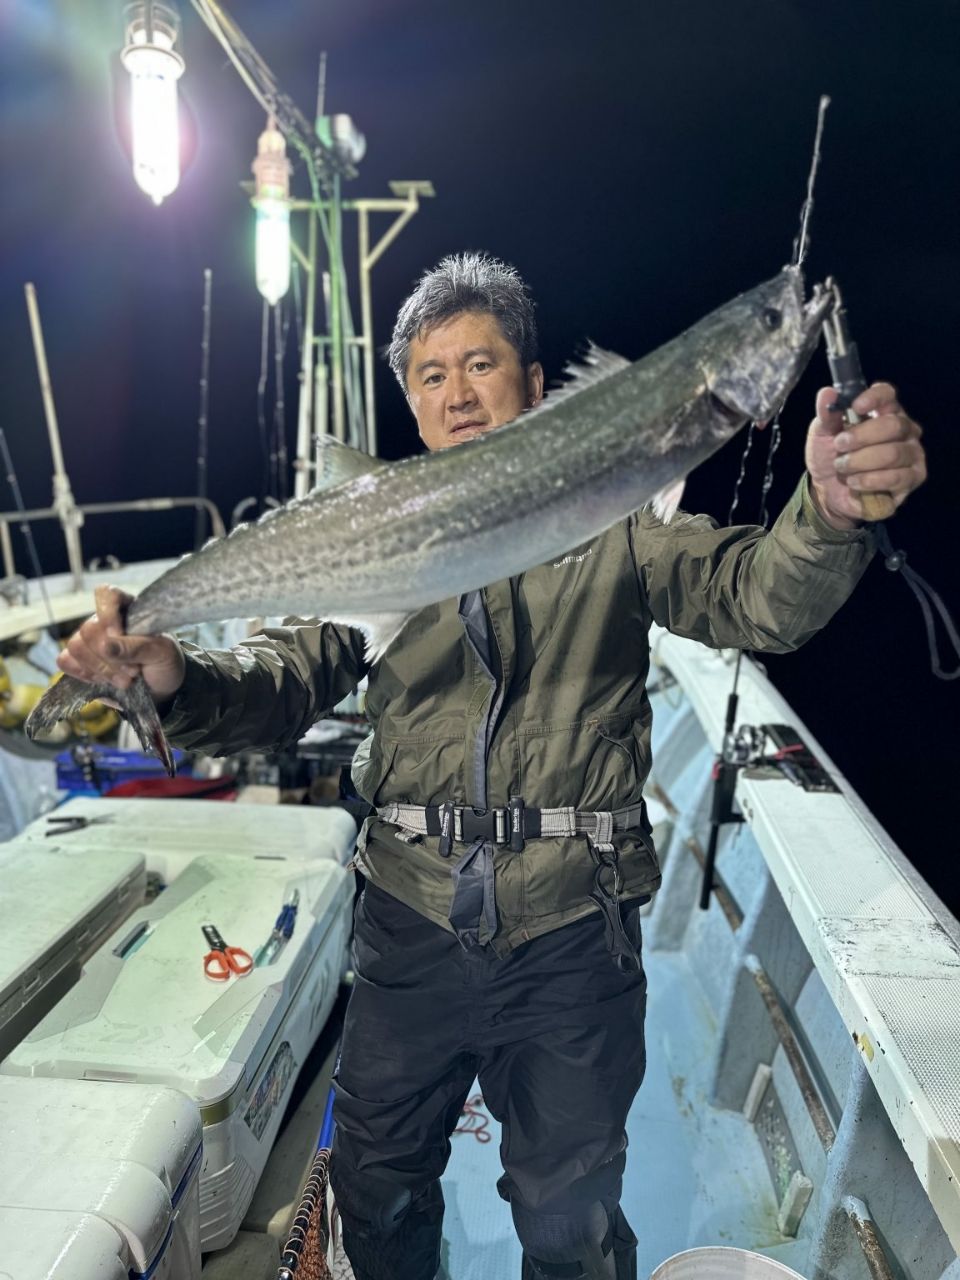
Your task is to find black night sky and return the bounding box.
[1,1,958,911]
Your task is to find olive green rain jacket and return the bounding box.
[162,476,874,954]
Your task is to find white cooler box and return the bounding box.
[0,1208,127,1280]
[16,796,358,884]
[2,854,354,1251]
[0,1077,202,1280]
[0,843,145,1061]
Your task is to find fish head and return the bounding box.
[697,268,832,426]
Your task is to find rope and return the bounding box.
[454,1093,492,1144]
[874,524,960,680]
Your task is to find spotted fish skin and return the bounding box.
[26,268,831,771]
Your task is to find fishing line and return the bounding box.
[729,96,831,530]
[752,96,831,528]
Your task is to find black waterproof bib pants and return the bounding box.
[330,881,647,1280]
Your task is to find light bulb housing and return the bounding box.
[121,2,185,206]
[252,118,292,306]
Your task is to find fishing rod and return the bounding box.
[0,429,56,633]
[194,267,213,551]
[698,98,960,911]
[698,95,832,912]
[273,301,289,502]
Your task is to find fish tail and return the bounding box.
[25,674,177,777]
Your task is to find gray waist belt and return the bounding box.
[376,798,649,857]
[376,798,649,974]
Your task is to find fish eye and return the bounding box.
[762,307,783,331]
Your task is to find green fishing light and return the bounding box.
[252,116,292,307]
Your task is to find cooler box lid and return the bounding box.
[0,844,145,1041]
[0,1207,127,1280]
[0,1077,202,1275]
[17,796,358,878]
[2,856,352,1111]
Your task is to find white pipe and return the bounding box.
[294,211,318,499]
[23,283,84,589]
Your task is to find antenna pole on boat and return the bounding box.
[194,267,213,550]
[23,284,85,591]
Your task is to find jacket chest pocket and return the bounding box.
[517,709,649,812]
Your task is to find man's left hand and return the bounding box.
[805,383,927,530]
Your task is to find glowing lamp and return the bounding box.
[121,3,185,206]
[252,117,292,306]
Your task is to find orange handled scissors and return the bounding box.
[202,924,253,982]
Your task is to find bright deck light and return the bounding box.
[252,118,292,306]
[121,3,185,206]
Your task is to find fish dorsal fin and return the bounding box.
[313,435,387,493]
[524,342,631,419]
[649,478,687,523]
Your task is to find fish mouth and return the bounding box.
[802,279,834,332]
[707,388,747,427]
[782,265,834,337]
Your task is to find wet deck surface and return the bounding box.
[441,947,806,1278]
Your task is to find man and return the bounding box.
[61,254,926,1280]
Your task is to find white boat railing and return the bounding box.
[0,496,226,584]
[646,625,960,1278]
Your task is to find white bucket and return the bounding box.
[650,1247,807,1280]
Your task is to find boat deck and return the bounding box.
[204,941,798,1280]
[440,945,800,1279]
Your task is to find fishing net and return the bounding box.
[278,1095,490,1278]
[277,1147,355,1280]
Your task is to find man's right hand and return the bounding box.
[56,585,186,703]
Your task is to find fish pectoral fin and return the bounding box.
[649,478,687,524]
[312,435,387,493]
[326,611,415,664]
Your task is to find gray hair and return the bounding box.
[387,252,539,389]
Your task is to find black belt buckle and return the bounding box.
[458,805,516,846]
[459,806,493,843]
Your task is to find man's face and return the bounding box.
[405,310,544,451]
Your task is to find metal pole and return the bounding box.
[23,283,85,589]
[294,209,317,499]
[358,205,378,456]
[841,1198,897,1280]
[330,174,345,443]
[313,362,329,482]
[363,196,418,271]
[0,521,13,579]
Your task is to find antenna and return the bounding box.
[194,268,213,549]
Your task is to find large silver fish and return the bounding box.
[27,267,831,771]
